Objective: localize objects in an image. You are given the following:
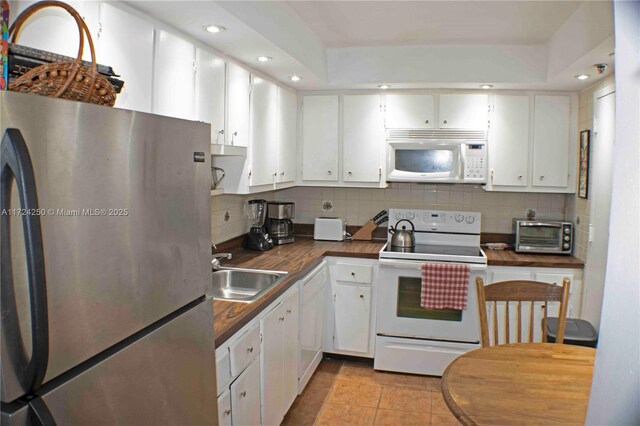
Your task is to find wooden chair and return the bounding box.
[475,277,570,347]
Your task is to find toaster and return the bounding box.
[314,217,346,241]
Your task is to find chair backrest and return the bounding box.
[475,277,570,347]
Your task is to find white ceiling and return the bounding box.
[125,0,614,91]
[286,1,582,47]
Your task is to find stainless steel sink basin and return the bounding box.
[209,267,288,303]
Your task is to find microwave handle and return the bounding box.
[519,222,562,228]
[458,145,466,179]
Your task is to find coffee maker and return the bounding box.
[243,199,273,251]
[266,202,295,245]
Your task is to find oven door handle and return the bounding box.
[379,259,487,271]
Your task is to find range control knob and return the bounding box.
[465,216,475,224]
[455,214,464,223]
[395,212,403,220]
[563,243,571,250]
[564,227,571,235]
[564,236,571,241]
[406,212,415,220]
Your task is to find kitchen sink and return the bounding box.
[209,267,288,303]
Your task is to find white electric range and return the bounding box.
[375,209,487,376]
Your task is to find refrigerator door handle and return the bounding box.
[1,128,49,393]
[28,397,56,426]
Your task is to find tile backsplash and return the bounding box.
[211,184,568,244]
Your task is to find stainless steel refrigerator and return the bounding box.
[0,91,217,425]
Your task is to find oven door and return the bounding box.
[387,141,462,182]
[377,259,484,343]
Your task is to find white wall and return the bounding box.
[586,1,640,423]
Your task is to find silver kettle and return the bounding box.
[390,219,416,248]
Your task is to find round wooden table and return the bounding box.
[441,343,596,425]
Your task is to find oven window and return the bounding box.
[395,150,454,173]
[397,277,462,321]
[519,226,561,247]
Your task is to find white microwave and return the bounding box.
[387,139,486,183]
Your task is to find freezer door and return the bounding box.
[38,299,216,424]
[0,92,211,402]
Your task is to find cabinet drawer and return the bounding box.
[229,323,261,378]
[217,389,232,426]
[216,350,231,396]
[335,263,372,284]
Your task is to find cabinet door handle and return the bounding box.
[443,119,448,125]
[279,316,285,322]
[280,172,285,176]
[286,309,292,314]
[425,119,429,124]
[240,390,247,398]
[351,272,356,277]
[518,175,523,180]
[348,171,352,176]
[540,176,545,181]
[247,346,253,353]
[328,170,332,175]
[273,172,277,176]
[224,409,231,416]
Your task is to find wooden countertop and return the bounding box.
[213,237,383,347]
[212,238,583,347]
[484,249,584,268]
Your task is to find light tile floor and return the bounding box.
[282,358,460,425]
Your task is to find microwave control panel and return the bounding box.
[463,143,486,182]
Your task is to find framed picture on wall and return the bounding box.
[578,130,591,199]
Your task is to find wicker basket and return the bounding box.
[8,1,116,106]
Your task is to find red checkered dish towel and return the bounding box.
[420,263,470,310]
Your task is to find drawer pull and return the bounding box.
[360,294,364,299]
[286,309,292,314]
[240,390,247,398]
[279,316,285,322]
[247,346,253,353]
[351,272,356,276]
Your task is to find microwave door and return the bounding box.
[388,142,460,182]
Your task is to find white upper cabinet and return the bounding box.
[302,96,339,181]
[195,48,226,144]
[152,30,195,120]
[343,95,384,183]
[11,0,100,61]
[532,95,571,188]
[384,94,435,128]
[488,95,530,187]
[439,94,489,129]
[97,3,154,113]
[227,63,251,147]
[277,88,298,183]
[250,77,278,187]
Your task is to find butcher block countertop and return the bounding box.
[212,237,584,347]
[212,237,383,347]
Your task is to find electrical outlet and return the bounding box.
[322,200,334,213]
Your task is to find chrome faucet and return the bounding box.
[212,252,232,271]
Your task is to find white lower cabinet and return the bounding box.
[261,288,299,426]
[486,266,583,344]
[217,390,232,426]
[324,258,378,358]
[299,262,328,392]
[231,358,261,426]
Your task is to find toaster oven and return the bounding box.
[513,220,573,254]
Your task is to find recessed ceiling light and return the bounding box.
[289,75,302,82]
[575,74,590,80]
[203,25,225,34]
[378,84,391,89]
[257,56,272,62]
[480,84,493,89]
